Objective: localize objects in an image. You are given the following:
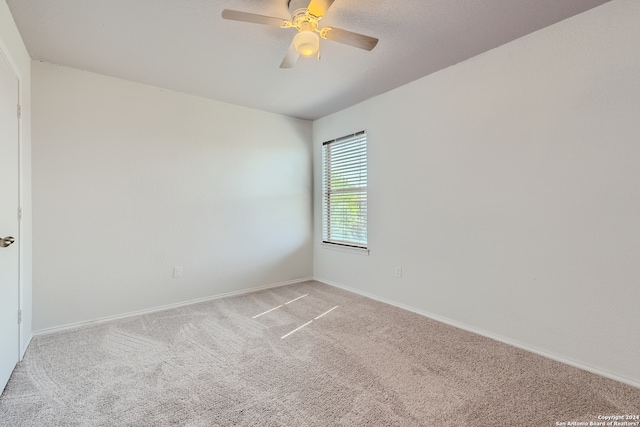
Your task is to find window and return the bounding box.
[322,131,367,249]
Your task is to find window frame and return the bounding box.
[321,130,368,251]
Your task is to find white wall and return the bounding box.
[32,62,312,331]
[313,0,640,386]
[1,0,33,356]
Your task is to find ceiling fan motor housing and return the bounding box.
[289,0,313,19]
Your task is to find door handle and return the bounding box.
[1,236,15,248]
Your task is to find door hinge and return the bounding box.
[17,104,21,119]
[18,207,22,221]
[18,310,22,324]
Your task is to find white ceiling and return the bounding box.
[7,0,611,120]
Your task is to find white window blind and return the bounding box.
[322,131,367,249]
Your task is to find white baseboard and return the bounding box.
[315,276,640,390]
[33,277,313,337]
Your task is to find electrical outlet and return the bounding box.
[394,266,402,278]
[173,266,183,278]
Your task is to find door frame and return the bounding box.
[0,36,24,361]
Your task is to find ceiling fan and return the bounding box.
[221,0,379,68]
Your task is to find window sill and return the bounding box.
[320,243,370,256]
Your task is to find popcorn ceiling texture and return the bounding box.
[1,281,638,426]
[6,0,611,120]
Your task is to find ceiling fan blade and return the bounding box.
[280,40,300,68]
[307,0,336,18]
[322,27,379,51]
[221,9,289,27]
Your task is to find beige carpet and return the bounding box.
[1,280,638,426]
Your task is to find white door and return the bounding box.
[0,50,20,393]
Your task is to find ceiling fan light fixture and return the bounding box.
[293,30,320,57]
